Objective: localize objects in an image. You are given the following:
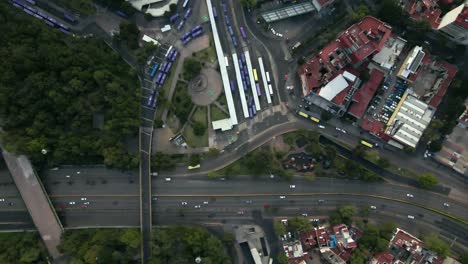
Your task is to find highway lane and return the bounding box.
[2,194,465,253]
[7,170,468,221]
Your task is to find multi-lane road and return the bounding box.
[1,169,467,253]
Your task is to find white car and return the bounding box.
[443,202,450,207]
[150,172,158,176]
[69,201,76,205]
[152,197,158,201]
[289,185,296,189]
[181,202,187,205]
[302,213,308,217]
[0,198,5,202]
[406,193,414,198]
[370,205,377,210]
[65,175,71,178]
[203,201,209,205]
[81,197,87,201]
[165,177,172,182]
[279,196,286,199]
[83,202,90,205]
[407,215,415,219]
[318,125,325,129]
[245,200,252,204]
[194,205,201,209]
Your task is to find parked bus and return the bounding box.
[230,80,236,93]
[64,12,75,23]
[360,140,374,148]
[224,15,230,25]
[266,72,271,83]
[240,26,247,40]
[191,25,202,33]
[232,36,238,47]
[150,63,159,78]
[176,20,185,31]
[228,26,234,36]
[191,29,203,38]
[222,3,227,13]
[169,13,179,23]
[212,7,218,18]
[253,69,258,82]
[256,83,261,96]
[183,8,192,20]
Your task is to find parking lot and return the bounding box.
[367,77,408,125]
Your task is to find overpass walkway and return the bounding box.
[2,151,63,259]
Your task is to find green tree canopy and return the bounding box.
[378,0,403,24]
[288,217,312,232]
[151,226,231,263]
[423,234,450,257]
[418,173,438,189]
[274,221,287,236]
[193,121,206,136]
[0,3,140,169]
[0,232,47,264]
[183,58,202,80]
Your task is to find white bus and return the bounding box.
[224,56,229,67]
[266,71,271,83]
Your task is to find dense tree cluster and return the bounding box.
[151,226,231,264]
[183,58,202,81]
[59,229,141,263]
[118,21,140,50]
[0,232,48,264]
[417,173,438,189]
[329,205,357,226]
[0,4,140,169]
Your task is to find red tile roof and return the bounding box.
[429,61,458,108]
[407,0,442,28]
[299,230,317,251]
[298,16,391,95]
[360,116,385,135]
[373,252,395,264]
[391,229,424,254]
[348,69,384,119]
[455,6,468,29]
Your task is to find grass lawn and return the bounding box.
[195,46,217,64]
[211,105,228,121]
[172,81,193,125]
[183,124,208,148]
[216,93,227,108]
[192,107,207,125]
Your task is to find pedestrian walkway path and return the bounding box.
[2,151,63,259]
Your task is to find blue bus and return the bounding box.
[228,26,233,36]
[177,20,185,31]
[212,7,218,18]
[230,80,236,93]
[147,93,154,106]
[64,13,75,23]
[232,36,237,47]
[152,97,157,108]
[256,83,261,96]
[183,36,192,45]
[224,15,230,25]
[184,8,192,20]
[170,13,179,23]
[191,29,203,38]
[191,25,202,33]
[165,62,173,73]
[240,26,247,40]
[150,63,159,78]
[180,32,191,41]
[222,3,227,13]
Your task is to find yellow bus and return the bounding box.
[310,116,320,123]
[253,68,258,82]
[188,164,201,170]
[297,111,309,118]
[360,140,374,148]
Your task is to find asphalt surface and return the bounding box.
[2,185,466,254]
